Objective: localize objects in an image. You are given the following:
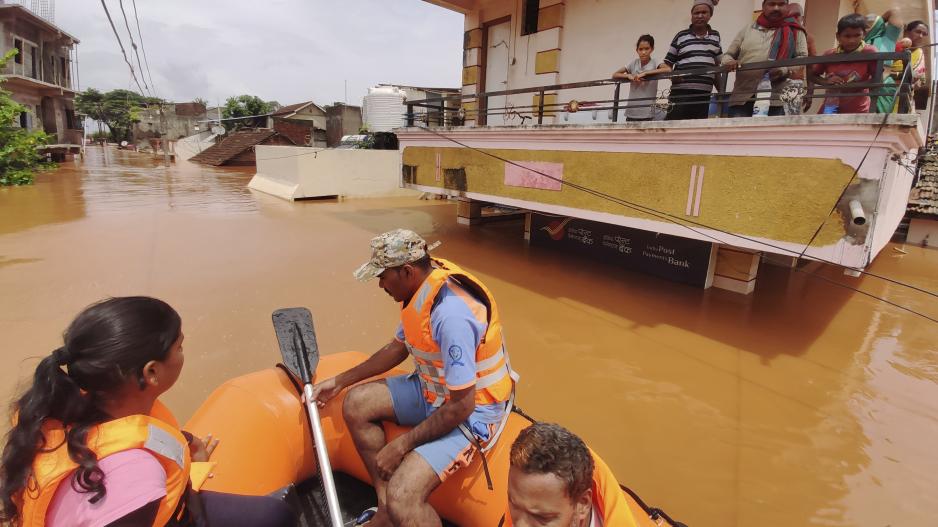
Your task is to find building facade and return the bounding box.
[399,0,934,293]
[0,2,79,144]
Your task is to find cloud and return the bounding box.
[60,0,463,106]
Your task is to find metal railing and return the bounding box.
[405,51,916,127]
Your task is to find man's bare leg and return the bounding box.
[386,452,443,527]
[343,381,396,526]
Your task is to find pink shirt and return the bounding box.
[46,449,167,527]
[812,44,879,114]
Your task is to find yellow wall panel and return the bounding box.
[464,28,482,50]
[537,3,565,32]
[532,93,559,116]
[401,146,852,246]
[535,49,560,74]
[462,65,480,86]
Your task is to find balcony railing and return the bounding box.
[404,51,919,127]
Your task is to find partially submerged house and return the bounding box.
[134,102,208,142]
[268,101,327,147]
[0,2,80,145]
[189,129,294,166]
[399,0,934,293]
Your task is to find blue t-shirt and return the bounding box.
[396,279,504,421]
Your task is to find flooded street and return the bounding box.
[2,146,938,526]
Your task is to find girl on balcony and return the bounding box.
[613,35,669,122]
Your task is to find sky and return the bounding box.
[57,0,464,107]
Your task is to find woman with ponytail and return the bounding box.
[0,296,295,527]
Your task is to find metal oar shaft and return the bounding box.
[303,383,344,527]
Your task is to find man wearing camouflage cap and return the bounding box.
[313,228,517,526]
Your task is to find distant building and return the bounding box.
[268,101,327,147]
[325,102,362,147]
[0,2,80,144]
[134,102,208,141]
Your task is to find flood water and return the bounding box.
[1,146,937,526]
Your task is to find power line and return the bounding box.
[117,0,148,96]
[130,0,156,97]
[100,0,145,95]
[411,124,938,324]
[795,65,913,263]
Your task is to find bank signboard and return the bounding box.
[530,214,715,287]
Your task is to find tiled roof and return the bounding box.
[189,129,278,166]
[271,101,324,117]
[910,141,938,218]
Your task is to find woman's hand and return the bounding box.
[189,433,219,462]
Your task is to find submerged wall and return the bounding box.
[250,146,418,200]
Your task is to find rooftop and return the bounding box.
[0,4,79,44]
[910,140,938,218]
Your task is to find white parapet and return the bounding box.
[250,146,418,201]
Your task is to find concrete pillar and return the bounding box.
[457,198,483,226]
[712,246,761,295]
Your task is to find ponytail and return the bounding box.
[0,296,181,523]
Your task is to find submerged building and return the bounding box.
[399,0,935,293]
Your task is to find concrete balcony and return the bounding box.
[397,113,924,290]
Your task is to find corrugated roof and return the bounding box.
[910,141,938,218]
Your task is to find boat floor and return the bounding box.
[275,472,459,527]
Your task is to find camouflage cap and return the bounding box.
[353,229,441,282]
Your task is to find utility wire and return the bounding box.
[130,0,157,98]
[117,0,148,95]
[410,124,938,324]
[100,0,145,95]
[795,64,913,263]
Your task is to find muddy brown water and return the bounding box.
[1,146,937,526]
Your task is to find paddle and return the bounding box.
[272,307,344,527]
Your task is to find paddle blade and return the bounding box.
[272,307,320,383]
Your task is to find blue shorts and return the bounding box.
[386,373,504,481]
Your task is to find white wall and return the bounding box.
[907,217,938,247]
[250,146,418,200]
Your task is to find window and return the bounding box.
[522,0,539,35]
[19,112,27,128]
[66,109,75,130]
[13,39,22,64]
[60,57,67,85]
[30,46,37,78]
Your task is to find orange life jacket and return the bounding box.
[400,258,516,407]
[17,400,200,527]
[503,450,639,527]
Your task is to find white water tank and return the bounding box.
[363,86,405,132]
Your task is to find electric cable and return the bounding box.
[117,0,148,95]
[100,0,145,94]
[130,0,157,97]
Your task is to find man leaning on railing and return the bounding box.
[721,0,808,117]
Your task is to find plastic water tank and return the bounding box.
[363,86,406,132]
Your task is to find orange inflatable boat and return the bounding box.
[183,349,684,527]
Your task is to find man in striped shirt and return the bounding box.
[661,0,723,120]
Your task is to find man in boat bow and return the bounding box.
[313,229,518,526]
